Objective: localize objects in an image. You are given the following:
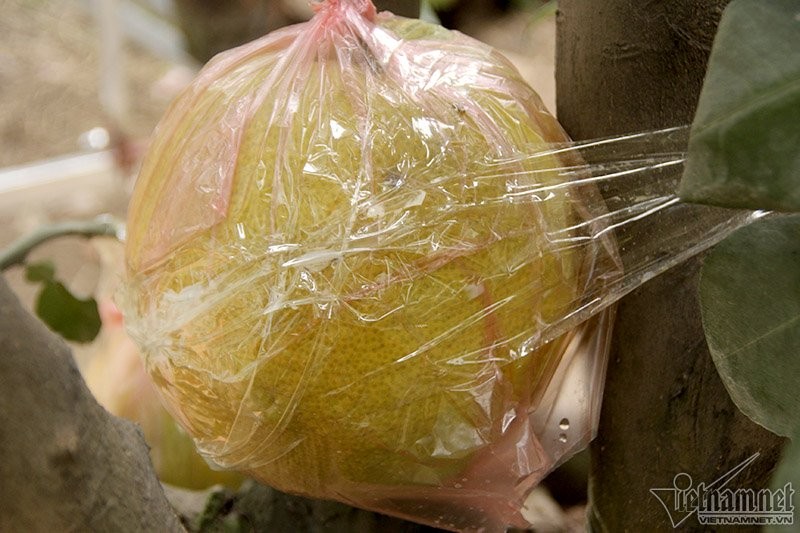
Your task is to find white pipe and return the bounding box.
[0,151,122,219]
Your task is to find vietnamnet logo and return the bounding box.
[650,453,795,528]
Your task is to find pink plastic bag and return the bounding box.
[122,0,619,529]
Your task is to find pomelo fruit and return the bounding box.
[122,0,614,528]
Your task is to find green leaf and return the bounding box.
[25,261,55,283]
[765,427,800,533]
[699,215,800,437]
[680,0,800,212]
[35,280,101,343]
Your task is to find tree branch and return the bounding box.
[0,216,123,271]
[0,276,183,531]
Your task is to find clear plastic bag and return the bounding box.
[120,1,760,530]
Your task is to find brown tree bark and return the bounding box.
[556,2,786,531]
[0,277,184,532]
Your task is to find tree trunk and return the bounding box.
[556,2,786,531]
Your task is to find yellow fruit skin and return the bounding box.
[86,300,244,490]
[122,6,612,530]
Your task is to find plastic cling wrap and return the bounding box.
[120,1,761,530]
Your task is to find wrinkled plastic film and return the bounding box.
[119,2,762,531]
[505,126,764,347]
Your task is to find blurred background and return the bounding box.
[1,1,586,530]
